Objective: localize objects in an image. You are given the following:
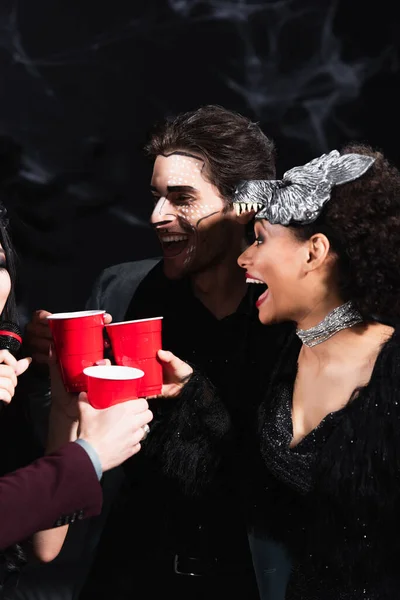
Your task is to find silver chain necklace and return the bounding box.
[296,301,364,348]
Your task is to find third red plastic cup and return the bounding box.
[83,365,144,409]
[105,317,163,397]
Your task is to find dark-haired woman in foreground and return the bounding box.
[156,143,400,598]
[0,203,152,592]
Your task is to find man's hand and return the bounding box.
[25,310,113,369]
[78,394,153,472]
[156,349,193,398]
[49,345,113,421]
[0,349,31,404]
[25,310,53,368]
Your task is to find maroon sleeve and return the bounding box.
[0,442,103,550]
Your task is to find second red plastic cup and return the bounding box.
[105,316,163,397]
[83,365,144,409]
[47,310,106,393]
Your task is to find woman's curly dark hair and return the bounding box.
[292,143,400,320]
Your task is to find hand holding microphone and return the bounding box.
[0,321,31,404]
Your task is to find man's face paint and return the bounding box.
[150,151,232,280]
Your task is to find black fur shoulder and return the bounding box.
[316,327,400,508]
[143,371,232,496]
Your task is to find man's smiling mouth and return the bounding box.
[159,234,190,258]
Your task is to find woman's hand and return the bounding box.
[0,349,31,404]
[156,349,193,398]
[49,348,110,421]
[49,347,80,421]
[47,349,111,453]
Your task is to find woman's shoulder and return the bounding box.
[362,324,400,399]
[373,324,400,370]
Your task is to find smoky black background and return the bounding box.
[0,0,399,323]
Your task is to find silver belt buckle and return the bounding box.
[173,554,203,577]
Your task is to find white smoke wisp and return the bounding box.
[218,0,396,152]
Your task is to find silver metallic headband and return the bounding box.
[233,150,375,225]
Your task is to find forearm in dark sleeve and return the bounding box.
[143,371,233,495]
[0,442,102,550]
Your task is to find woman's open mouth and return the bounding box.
[255,287,269,308]
[159,235,190,258]
[245,273,269,308]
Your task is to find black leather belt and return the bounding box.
[173,554,219,577]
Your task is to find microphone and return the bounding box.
[0,321,22,357]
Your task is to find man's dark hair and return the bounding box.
[145,105,276,202]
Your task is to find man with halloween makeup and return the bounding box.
[24,105,291,600]
[145,146,400,599]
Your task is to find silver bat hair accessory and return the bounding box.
[233,150,375,225]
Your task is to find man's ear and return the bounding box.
[304,233,331,272]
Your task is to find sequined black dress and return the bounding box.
[249,327,400,599]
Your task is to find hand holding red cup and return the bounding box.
[83,365,144,409]
[105,317,163,397]
[47,310,106,393]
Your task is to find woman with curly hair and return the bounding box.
[152,143,400,599]
[234,142,400,599]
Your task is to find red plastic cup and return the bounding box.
[47,310,106,393]
[83,365,144,409]
[105,317,163,397]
